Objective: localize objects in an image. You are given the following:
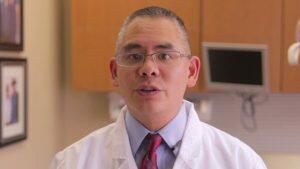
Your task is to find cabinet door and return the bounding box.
[282,0,300,92]
[202,0,282,92]
[72,0,201,91]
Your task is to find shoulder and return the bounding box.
[63,122,116,151]
[197,121,266,168]
[50,123,117,169]
[183,100,266,168]
[200,121,253,152]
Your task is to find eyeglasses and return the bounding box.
[116,51,190,68]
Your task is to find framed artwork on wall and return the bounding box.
[0,0,23,51]
[0,58,27,147]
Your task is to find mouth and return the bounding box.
[135,86,161,96]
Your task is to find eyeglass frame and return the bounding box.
[115,50,191,68]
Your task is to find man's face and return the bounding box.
[110,17,200,119]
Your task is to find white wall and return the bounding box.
[187,93,300,169]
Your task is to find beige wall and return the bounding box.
[0,0,110,168]
[0,0,63,168]
[261,153,300,169]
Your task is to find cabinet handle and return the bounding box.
[288,42,299,65]
[287,19,300,65]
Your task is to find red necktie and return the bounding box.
[139,134,163,169]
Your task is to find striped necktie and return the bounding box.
[139,133,163,169]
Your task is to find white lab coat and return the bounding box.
[51,101,267,169]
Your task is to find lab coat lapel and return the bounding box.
[110,101,203,169]
[111,107,138,169]
[173,102,204,169]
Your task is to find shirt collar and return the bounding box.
[125,110,149,156]
[125,102,187,156]
[158,104,187,149]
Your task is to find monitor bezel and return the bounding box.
[202,42,269,93]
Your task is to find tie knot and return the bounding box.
[147,133,162,153]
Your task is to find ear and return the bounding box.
[187,56,201,87]
[109,58,119,87]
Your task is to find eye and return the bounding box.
[156,52,171,61]
[124,53,144,62]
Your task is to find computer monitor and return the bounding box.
[202,42,269,93]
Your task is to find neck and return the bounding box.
[140,116,173,131]
[129,105,182,131]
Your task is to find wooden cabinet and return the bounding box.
[281,0,300,92]
[71,0,201,91]
[202,0,282,92]
[72,0,300,92]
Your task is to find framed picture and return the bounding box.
[0,58,27,147]
[0,0,23,51]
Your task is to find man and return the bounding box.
[4,79,19,125]
[10,79,19,124]
[51,6,267,169]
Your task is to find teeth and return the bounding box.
[141,88,155,91]
[140,87,156,92]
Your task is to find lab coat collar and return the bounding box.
[110,100,203,169]
[111,106,138,169]
[173,100,204,169]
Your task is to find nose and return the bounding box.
[138,55,160,78]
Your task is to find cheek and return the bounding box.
[117,70,135,89]
[164,66,189,88]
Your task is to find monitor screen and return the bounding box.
[208,49,262,85]
[202,42,268,93]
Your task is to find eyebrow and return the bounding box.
[123,43,142,52]
[122,42,174,52]
[154,43,174,50]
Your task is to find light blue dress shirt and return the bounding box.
[125,103,187,169]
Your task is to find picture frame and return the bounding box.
[0,58,27,147]
[0,0,23,51]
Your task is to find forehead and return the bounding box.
[120,17,186,51]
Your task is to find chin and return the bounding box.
[133,101,164,114]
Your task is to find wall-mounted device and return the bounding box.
[202,42,269,131]
[202,42,269,93]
